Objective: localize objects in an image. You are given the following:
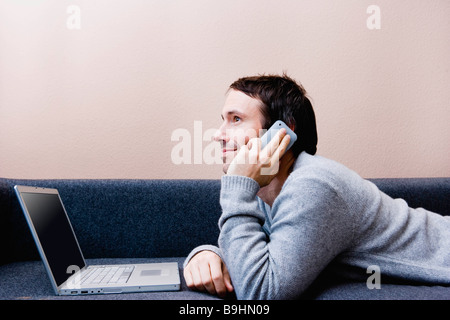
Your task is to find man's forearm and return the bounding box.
[218,175,279,299]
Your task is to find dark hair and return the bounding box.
[229,73,318,157]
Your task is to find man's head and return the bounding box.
[214,73,318,173]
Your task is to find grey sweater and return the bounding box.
[185,152,450,299]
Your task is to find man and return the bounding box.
[183,74,450,299]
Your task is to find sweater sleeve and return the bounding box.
[218,174,355,299]
[183,244,223,269]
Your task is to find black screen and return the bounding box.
[21,192,85,287]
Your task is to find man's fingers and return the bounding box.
[272,134,290,161]
[188,263,207,292]
[222,264,234,292]
[183,251,235,298]
[199,260,217,295]
[183,268,194,287]
[209,260,227,297]
[261,128,287,158]
[247,137,260,165]
[260,129,289,170]
[184,255,234,298]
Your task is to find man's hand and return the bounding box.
[184,251,233,298]
[227,128,291,187]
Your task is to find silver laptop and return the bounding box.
[14,185,181,295]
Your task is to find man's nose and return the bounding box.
[213,124,228,143]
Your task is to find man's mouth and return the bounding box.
[222,148,237,154]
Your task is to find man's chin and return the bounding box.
[222,163,230,174]
[221,153,236,174]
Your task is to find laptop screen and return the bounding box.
[20,191,86,287]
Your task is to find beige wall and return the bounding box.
[1,0,449,180]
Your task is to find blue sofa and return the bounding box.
[1,177,449,300]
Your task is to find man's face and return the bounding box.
[214,89,266,174]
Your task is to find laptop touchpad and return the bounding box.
[141,269,162,276]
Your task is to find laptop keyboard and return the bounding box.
[80,266,134,285]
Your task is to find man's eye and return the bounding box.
[233,116,241,122]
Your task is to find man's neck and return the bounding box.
[257,175,287,207]
[257,151,296,207]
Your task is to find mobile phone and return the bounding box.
[260,120,297,151]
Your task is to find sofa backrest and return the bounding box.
[0,179,222,265]
[369,177,450,216]
[1,177,449,265]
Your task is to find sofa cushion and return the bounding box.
[1,257,449,300]
[0,257,221,300]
